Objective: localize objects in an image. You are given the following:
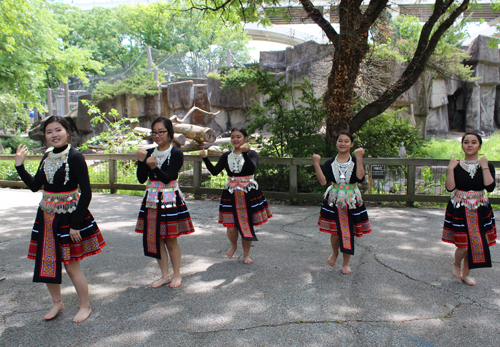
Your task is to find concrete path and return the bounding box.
[0,188,499,346]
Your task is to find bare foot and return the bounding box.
[327,253,337,267]
[453,263,462,280]
[461,276,476,286]
[44,301,64,320]
[73,307,91,323]
[151,277,171,288]
[226,246,237,258]
[243,256,253,264]
[169,276,182,288]
[342,265,352,274]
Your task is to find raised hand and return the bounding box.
[312,153,321,165]
[146,155,157,169]
[199,149,207,158]
[354,148,365,158]
[448,156,459,170]
[240,144,250,153]
[15,144,28,166]
[137,148,147,162]
[479,156,489,169]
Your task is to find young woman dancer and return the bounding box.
[313,130,371,274]
[199,127,272,264]
[443,132,497,286]
[136,116,194,288]
[15,116,105,322]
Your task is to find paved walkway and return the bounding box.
[0,188,499,347]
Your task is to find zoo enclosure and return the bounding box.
[2,154,500,205]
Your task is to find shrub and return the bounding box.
[354,110,423,157]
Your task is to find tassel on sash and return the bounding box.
[40,189,79,214]
[451,189,489,210]
[225,175,258,194]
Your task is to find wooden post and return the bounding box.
[406,165,416,207]
[147,46,152,72]
[289,160,297,198]
[193,160,201,199]
[64,82,70,115]
[47,88,53,116]
[109,159,118,194]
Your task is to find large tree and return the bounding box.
[187,0,470,141]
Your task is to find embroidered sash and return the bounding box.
[324,183,363,209]
[40,189,79,214]
[143,180,183,258]
[225,175,258,194]
[145,180,182,209]
[227,176,258,241]
[337,204,355,255]
[451,189,489,210]
[465,207,492,269]
[33,190,82,283]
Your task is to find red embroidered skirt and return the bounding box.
[443,202,496,268]
[135,190,195,258]
[28,208,105,284]
[318,201,371,255]
[218,187,272,241]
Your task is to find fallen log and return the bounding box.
[174,123,216,143]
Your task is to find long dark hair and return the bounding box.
[151,116,174,141]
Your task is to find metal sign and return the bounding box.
[371,165,386,180]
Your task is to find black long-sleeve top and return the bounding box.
[137,146,183,184]
[15,144,92,230]
[449,162,496,192]
[202,150,258,177]
[322,156,364,184]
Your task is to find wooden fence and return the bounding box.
[2,154,500,205]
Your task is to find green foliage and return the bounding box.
[202,170,227,189]
[416,132,500,160]
[91,73,161,103]
[246,69,326,158]
[354,109,423,158]
[219,64,260,90]
[0,160,38,181]
[370,15,474,81]
[0,93,30,131]
[78,101,141,154]
[0,0,103,107]
[0,133,39,153]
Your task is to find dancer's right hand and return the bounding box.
[312,153,321,165]
[15,144,27,166]
[199,149,207,158]
[137,148,147,162]
[448,156,459,170]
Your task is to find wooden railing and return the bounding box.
[2,154,500,205]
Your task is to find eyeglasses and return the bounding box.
[152,131,167,137]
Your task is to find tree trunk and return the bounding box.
[173,123,216,143]
[323,0,371,143]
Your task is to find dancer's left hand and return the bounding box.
[479,156,489,169]
[240,144,250,153]
[70,228,81,243]
[354,148,365,157]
